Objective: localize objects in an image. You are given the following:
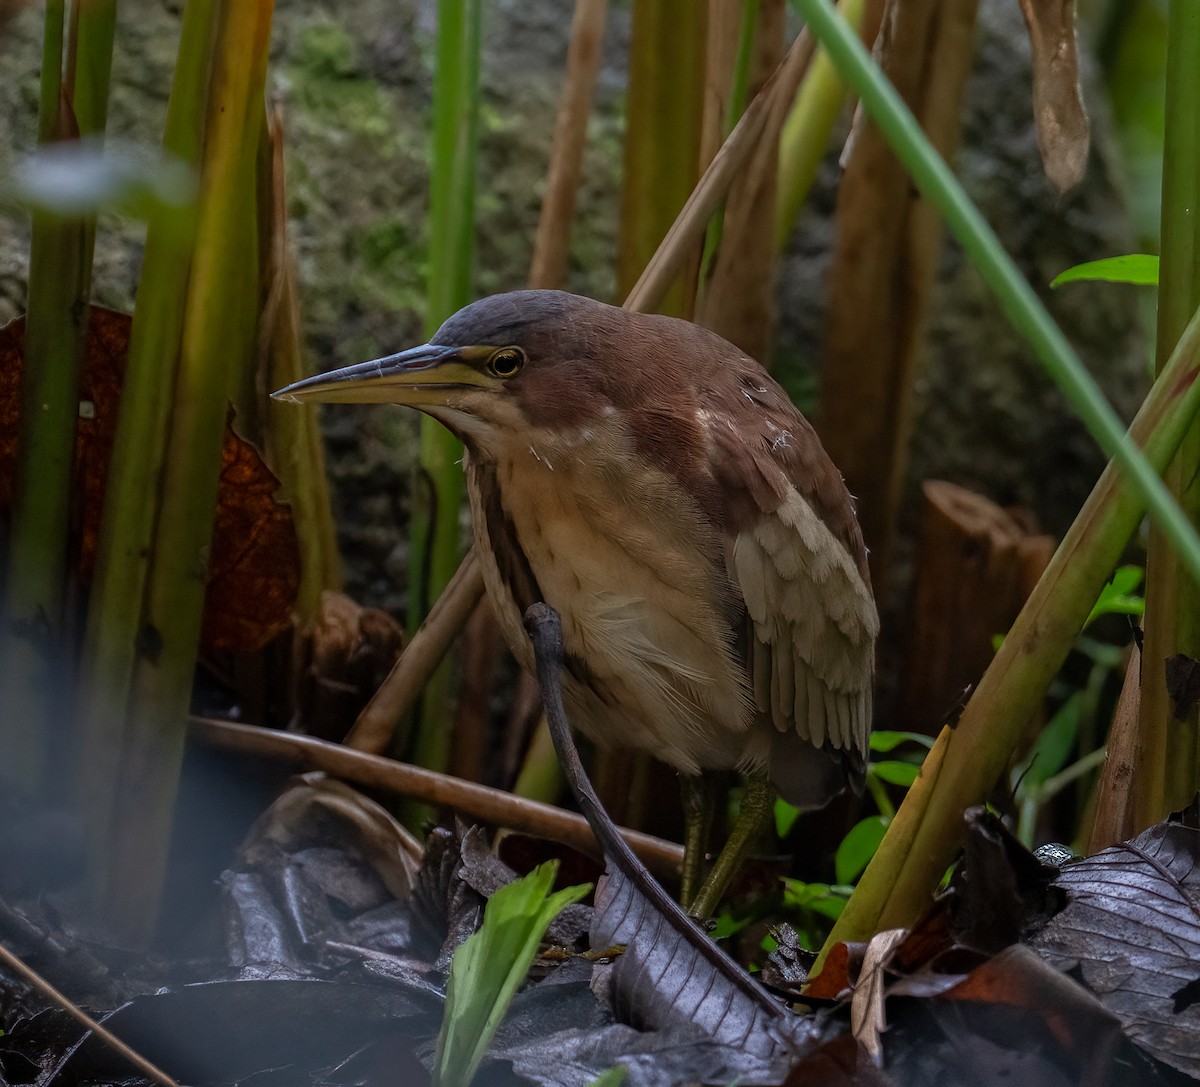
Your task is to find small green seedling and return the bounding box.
[434,861,591,1087]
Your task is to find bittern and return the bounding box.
[276,290,878,916]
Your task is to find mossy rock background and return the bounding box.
[0,0,1147,619]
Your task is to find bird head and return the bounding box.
[271,290,647,445]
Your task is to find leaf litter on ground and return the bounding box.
[4,610,1200,1084]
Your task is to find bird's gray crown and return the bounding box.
[432,290,603,351]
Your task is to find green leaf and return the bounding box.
[774,796,800,838]
[835,816,889,885]
[435,863,591,1087]
[781,879,852,922]
[1049,254,1160,288]
[1014,691,1082,792]
[869,730,935,752]
[708,910,753,939]
[1086,564,1146,626]
[870,760,921,787]
[808,896,850,923]
[1107,564,1145,597]
[586,1069,627,1087]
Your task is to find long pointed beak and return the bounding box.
[271,343,490,405]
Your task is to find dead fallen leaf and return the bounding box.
[201,419,300,652]
[294,591,405,741]
[781,1034,899,1086]
[939,944,1123,1062]
[1017,0,1090,193]
[851,928,906,1067]
[804,940,864,1001]
[885,942,1147,1087]
[947,806,1060,954]
[1028,808,1200,1077]
[238,773,423,904]
[0,307,298,654]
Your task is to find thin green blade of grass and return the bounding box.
[32,0,65,145]
[67,0,117,296]
[728,0,761,135]
[74,0,217,858]
[1,0,87,789]
[434,862,591,1087]
[414,0,483,624]
[1137,0,1200,827]
[793,0,1200,582]
[67,0,118,136]
[405,0,482,795]
[100,0,276,943]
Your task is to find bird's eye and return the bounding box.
[487,347,525,378]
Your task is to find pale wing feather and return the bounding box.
[730,486,878,760]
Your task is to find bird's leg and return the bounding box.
[687,773,775,919]
[679,773,716,908]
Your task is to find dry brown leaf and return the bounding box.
[850,928,907,1067]
[804,939,863,1000]
[1017,0,1090,193]
[201,420,300,651]
[941,945,1125,1067]
[294,590,404,741]
[781,1034,899,1086]
[240,772,424,902]
[0,307,299,654]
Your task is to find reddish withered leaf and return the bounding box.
[804,940,863,1001]
[0,306,299,653]
[0,306,125,573]
[201,425,300,652]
